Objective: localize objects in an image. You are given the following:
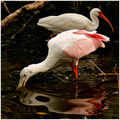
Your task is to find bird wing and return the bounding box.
[63,30,110,59]
[73,30,110,42]
[63,36,96,59]
[56,13,92,32]
[37,15,67,34]
[37,13,91,34]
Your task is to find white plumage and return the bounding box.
[37,8,114,34]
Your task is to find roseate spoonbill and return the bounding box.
[16,30,109,90]
[37,8,114,35]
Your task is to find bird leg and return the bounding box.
[50,33,56,38]
[74,59,79,78]
[75,65,78,78]
[69,61,76,74]
[70,59,79,78]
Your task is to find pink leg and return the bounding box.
[70,59,79,78]
[69,61,76,74]
[75,65,78,78]
[75,81,78,92]
[50,34,56,38]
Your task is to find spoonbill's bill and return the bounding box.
[16,29,109,90]
[37,8,114,35]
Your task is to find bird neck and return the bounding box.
[90,13,99,30]
[27,56,58,76]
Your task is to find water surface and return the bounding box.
[1,31,119,119]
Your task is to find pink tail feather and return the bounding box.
[73,30,110,42]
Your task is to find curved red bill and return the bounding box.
[98,12,114,33]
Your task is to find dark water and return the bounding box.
[1,31,119,119]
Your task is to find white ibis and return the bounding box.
[37,8,114,35]
[16,29,109,90]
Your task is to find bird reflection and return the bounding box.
[19,82,108,116]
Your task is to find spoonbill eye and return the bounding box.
[24,74,26,77]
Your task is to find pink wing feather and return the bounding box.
[63,30,110,59]
[73,30,110,42]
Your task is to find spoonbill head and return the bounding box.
[16,67,32,90]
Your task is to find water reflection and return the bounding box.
[19,83,108,116]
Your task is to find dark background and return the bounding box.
[1,1,119,119]
[1,1,119,64]
[1,1,119,39]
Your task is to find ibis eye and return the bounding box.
[98,11,101,14]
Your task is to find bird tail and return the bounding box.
[73,30,110,42]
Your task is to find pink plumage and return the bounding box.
[17,29,110,90]
[63,30,109,59]
[73,30,109,42]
